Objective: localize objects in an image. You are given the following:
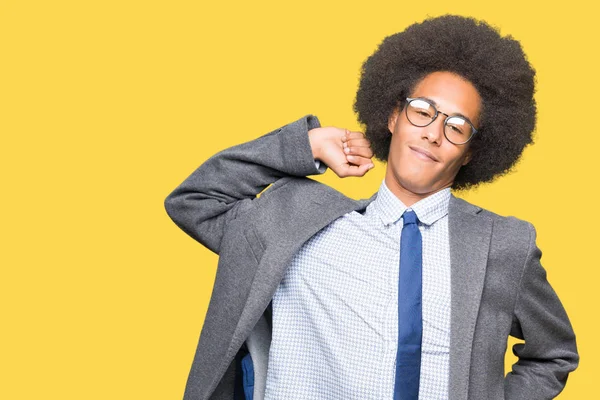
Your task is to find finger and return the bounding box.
[343,161,375,177]
[341,130,365,142]
[346,130,365,139]
[344,137,371,148]
[344,146,374,159]
[346,154,374,166]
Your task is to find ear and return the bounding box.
[461,149,473,166]
[388,107,400,134]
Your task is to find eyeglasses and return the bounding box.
[404,97,478,145]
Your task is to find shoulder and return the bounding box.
[237,176,357,227]
[258,175,346,204]
[451,196,538,281]
[450,195,534,242]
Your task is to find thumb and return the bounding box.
[345,162,375,177]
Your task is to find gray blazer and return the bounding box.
[164,115,578,400]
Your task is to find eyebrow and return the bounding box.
[420,96,476,125]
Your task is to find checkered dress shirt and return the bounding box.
[264,178,452,399]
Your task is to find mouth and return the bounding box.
[409,145,439,162]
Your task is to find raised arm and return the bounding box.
[504,223,579,399]
[164,115,375,255]
[163,115,325,254]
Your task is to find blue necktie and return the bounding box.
[394,210,422,400]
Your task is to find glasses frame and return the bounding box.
[404,97,478,145]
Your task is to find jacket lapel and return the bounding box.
[447,195,493,400]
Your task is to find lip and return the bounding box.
[409,145,439,162]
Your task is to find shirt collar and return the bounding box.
[371,179,451,227]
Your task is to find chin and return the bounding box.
[396,175,436,195]
[388,163,442,195]
[406,183,437,195]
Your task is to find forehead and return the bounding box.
[410,71,482,125]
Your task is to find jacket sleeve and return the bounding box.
[164,114,326,255]
[504,222,579,399]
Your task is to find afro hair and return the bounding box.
[353,15,537,190]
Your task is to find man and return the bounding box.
[164,15,578,400]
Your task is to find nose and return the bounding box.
[422,115,445,145]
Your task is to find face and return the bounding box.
[385,71,482,205]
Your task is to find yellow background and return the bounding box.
[1,0,596,398]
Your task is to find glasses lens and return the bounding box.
[445,116,474,144]
[406,99,435,126]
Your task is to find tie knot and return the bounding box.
[402,210,419,226]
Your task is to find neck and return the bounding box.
[384,173,452,207]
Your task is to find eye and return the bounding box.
[446,117,468,135]
[410,100,435,119]
[448,125,464,134]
